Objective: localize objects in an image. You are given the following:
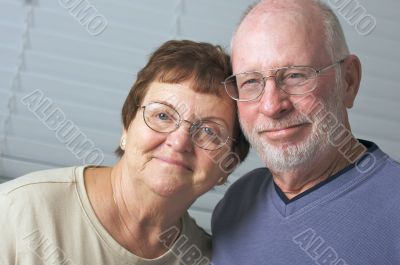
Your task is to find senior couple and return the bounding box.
[1,0,399,264]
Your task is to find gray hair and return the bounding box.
[232,0,350,61]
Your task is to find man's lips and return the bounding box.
[258,123,309,140]
[263,123,306,132]
[154,157,193,171]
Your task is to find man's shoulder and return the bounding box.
[227,167,272,195]
[212,167,272,224]
[372,154,400,194]
[355,141,400,194]
[382,156,400,177]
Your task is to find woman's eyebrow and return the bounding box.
[197,116,229,128]
[145,100,184,112]
[148,100,230,128]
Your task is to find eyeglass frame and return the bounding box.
[222,57,347,102]
[139,102,235,151]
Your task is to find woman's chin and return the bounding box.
[146,177,189,198]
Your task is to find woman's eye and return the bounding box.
[156,112,170,121]
[202,127,216,136]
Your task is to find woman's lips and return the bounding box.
[154,157,193,171]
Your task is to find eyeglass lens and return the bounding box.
[143,102,229,150]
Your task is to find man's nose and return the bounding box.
[258,78,293,119]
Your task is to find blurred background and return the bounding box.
[0,0,399,232]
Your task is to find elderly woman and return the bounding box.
[0,40,249,264]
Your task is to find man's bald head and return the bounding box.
[232,0,349,61]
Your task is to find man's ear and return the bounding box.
[342,55,362,109]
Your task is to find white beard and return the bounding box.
[240,85,344,172]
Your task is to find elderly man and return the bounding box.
[212,0,400,264]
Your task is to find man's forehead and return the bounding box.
[240,9,321,33]
[236,0,325,41]
[232,11,327,70]
[248,0,320,18]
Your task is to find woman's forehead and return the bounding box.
[144,82,229,106]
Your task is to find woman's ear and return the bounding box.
[120,129,128,150]
[216,175,228,186]
[342,55,362,109]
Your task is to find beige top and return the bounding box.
[0,166,211,265]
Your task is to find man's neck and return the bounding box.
[271,150,353,200]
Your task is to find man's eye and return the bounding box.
[287,73,306,79]
[244,79,259,84]
[241,79,260,89]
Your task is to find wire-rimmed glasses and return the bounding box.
[141,102,234,151]
[223,58,346,102]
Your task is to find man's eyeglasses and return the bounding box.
[222,58,346,102]
[141,102,234,151]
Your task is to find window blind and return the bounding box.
[0,0,399,232]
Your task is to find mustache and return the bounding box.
[251,114,311,132]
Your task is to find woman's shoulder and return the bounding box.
[180,212,211,258]
[183,212,211,238]
[0,166,88,233]
[0,166,85,204]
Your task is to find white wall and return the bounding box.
[0,0,399,232]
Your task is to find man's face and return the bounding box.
[232,12,346,171]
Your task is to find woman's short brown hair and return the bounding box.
[116,40,249,163]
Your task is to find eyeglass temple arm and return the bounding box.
[317,57,347,73]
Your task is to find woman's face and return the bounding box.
[121,81,237,200]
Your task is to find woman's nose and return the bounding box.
[165,121,194,153]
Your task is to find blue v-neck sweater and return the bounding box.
[212,140,400,265]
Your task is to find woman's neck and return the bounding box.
[84,165,183,258]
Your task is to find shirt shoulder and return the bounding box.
[182,212,211,258]
[0,166,79,195]
[368,154,400,199]
[157,212,211,264]
[222,167,271,205]
[212,168,271,229]
[0,166,83,217]
[0,167,85,264]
